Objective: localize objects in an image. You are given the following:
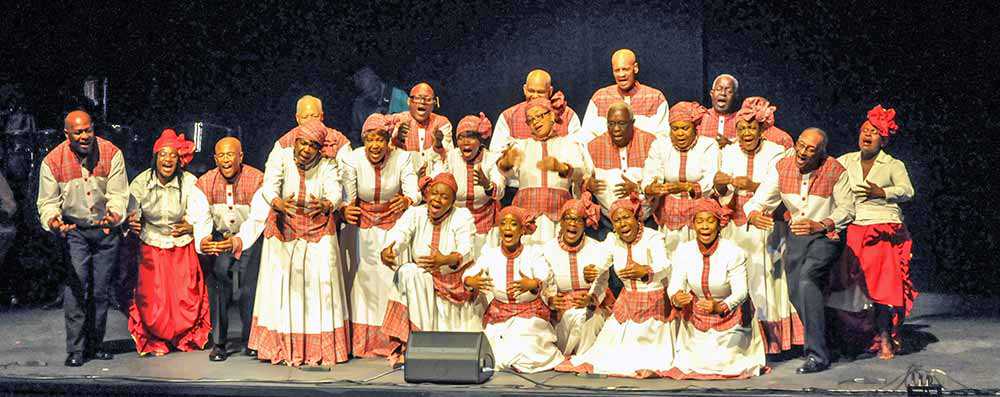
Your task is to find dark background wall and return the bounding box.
[0,0,997,302]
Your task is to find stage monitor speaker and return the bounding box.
[404,331,494,384]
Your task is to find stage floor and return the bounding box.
[0,293,997,396]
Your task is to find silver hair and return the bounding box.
[712,74,739,92]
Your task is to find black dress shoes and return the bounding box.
[796,356,830,374]
[86,350,114,360]
[209,345,228,362]
[243,347,258,358]
[65,353,84,367]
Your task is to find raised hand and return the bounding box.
[497,146,523,172]
[614,175,639,198]
[464,269,493,291]
[714,171,733,191]
[732,176,757,191]
[471,165,491,190]
[393,122,410,148]
[380,241,398,268]
[583,264,599,284]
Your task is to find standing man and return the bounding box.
[580,49,670,141]
[744,128,855,374]
[391,82,454,175]
[698,74,740,147]
[194,137,264,361]
[490,69,583,152]
[37,110,129,366]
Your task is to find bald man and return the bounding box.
[489,69,583,153]
[744,128,855,374]
[37,110,129,366]
[193,137,264,361]
[261,95,352,213]
[390,82,454,174]
[580,49,670,142]
[698,74,740,146]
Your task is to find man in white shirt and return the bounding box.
[580,49,670,141]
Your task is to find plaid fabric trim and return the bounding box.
[501,102,576,139]
[44,138,119,182]
[697,109,739,140]
[350,323,393,358]
[248,317,350,366]
[483,298,552,326]
[195,166,264,206]
[511,187,572,221]
[763,126,794,149]
[587,128,656,169]
[680,297,753,332]
[395,112,450,152]
[278,127,351,159]
[777,156,845,198]
[357,200,404,230]
[262,169,337,243]
[464,161,499,233]
[591,83,666,117]
[611,288,670,324]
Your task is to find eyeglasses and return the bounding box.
[409,96,436,105]
[526,110,552,124]
[214,152,240,161]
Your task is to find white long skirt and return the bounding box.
[389,263,484,333]
[350,226,396,357]
[723,223,803,353]
[554,307,608,356]
[670,319,766,379]
[249,235,350,366]
[484,316,563,373]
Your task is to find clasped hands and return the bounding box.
[670,290,726,314]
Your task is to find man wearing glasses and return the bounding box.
[193,137,264,362]
[391,82,453,176]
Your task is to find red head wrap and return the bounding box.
[498,206,537,234]
[668,101,708,124]
[524,91,566,123]
[457,112,494,140]
[295,119,328,144]
[558,192,600,229]
[418,172,458,195]
[609,193,643,218]
[153,129,195,166]
[688,198,732,228]
[362,113,399,138]
[735,97,777,129]
[865,105,899,137]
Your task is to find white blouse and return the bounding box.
[837,151,915,225]
[667,239,748,311]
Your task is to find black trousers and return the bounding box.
[64,228,121,354]
[206,238,261,347]
[784,232,842,364]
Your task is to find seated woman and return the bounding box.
[463,206,562,373]
[827,105,915,360]
[556,195,675,378]
[542,194,613,356]
[126,129,212,356]
[667,198,766,379]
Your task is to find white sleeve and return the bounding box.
[722,249,749,310]
[641,139,667,191]
[186,186,213,254]
[234,190,269,251]
[489,114,511,153]
[260,142,285,205]
[579,98,601,141]
[36,162,62,231]
[398,154,421,204]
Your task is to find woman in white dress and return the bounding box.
[556,195,676,378]
[463,206,563,373]
[668,198,766,379]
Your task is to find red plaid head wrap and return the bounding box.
[668,101,708,125]
[295,119,328,144]
[558,192,600,229]
[499,206,537,234]
[418,172,458,194]
[865,105,899,137]
[457,112,493,140]
[524,91,566,123]
[609,193,642,218]
[362,113,399,139]
[153,129,195,166]
[688,198,732,228]
[735,96,777,129]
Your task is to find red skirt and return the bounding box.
[844,223,917,316]
[128,242,211,354]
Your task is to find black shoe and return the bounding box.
[65,353,84,367]
[86,350,114,360]
[242,347,257,357]
[209,345,228,362]
[796,356,829,374]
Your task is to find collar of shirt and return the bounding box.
[146,174,182,190]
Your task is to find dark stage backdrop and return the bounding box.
[0,1,997,301]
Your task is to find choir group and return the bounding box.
[38,49,915,378]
